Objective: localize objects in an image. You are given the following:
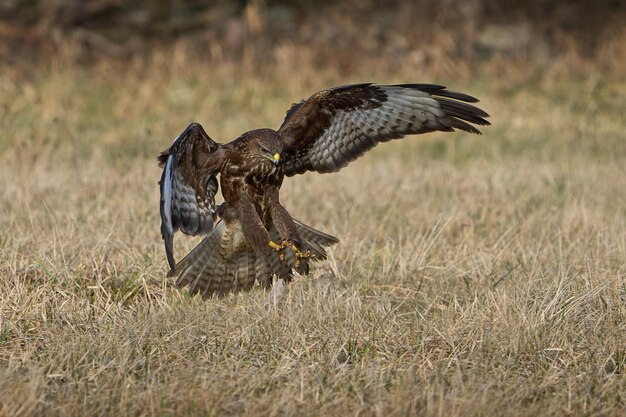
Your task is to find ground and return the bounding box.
[0,57,625,416]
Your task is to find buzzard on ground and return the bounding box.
[158,83,490,298]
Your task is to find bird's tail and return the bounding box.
[169,219,338,298]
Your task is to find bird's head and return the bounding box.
[250,130,283,168]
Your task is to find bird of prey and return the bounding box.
[158,83,489,298]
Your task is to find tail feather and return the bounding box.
[235,251,255,292]
[266,245,292,283]
[294,220,338,262]
[255,255,271,288]
[187,243,217,296]
[207,253,227,298]
[172,221,224,284]
[187,251,213,295]
[294,220,339,247]
[301,240,327,260]
[169,218,338,298]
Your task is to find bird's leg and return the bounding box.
[268,240,313,266]
[268,241,282,251]
[280,240,311,258]
[280,239,314,268]
[268,200,311,263]
[239,197,275,254]
[268,240,287,261]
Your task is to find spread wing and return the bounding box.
[157,122,225,269]
[277,83,490,176]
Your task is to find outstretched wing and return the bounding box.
[157,122,225,269]
[278,83,490,176]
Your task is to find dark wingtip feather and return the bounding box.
[402,85,492,134]
[436,97,491,134]
[437,99,490,125]
[394,83,482,103]
[161,224,176,270]
[393,83,446,92]
[448,118,483,134]
[395,83,490,133]
[430,89,480,103]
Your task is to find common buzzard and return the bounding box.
[158,83,490,298]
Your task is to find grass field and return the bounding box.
[1,56,625,416]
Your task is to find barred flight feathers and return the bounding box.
[278,83,490,176]
[158,123,224,269]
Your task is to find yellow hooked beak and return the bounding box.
[273,153,280,165]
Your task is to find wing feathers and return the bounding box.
[435,99,490,124]
[255,255,271,288]
[158,122,223,269]
[394,83,481,103]
[294,220,338,261]
[161,155,176,268]
[279,84,490,176]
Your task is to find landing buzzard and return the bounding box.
[158,83,490,298]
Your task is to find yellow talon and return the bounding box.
[269,240,314,267]
[290,244,304,257]
[288,243,312,260]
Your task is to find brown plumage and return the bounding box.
[158,83,490,298]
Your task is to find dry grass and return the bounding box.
[1,54,625,416]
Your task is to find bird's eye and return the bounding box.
[260,146,270,154]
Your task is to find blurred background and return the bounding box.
[1,0,625,155]
[2,0,625,77]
